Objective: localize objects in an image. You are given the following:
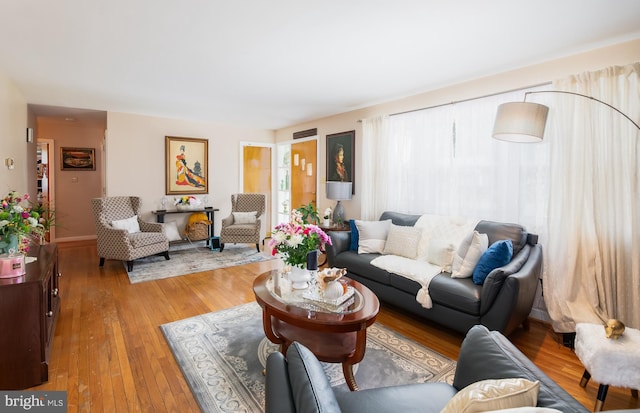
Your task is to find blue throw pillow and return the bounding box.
[349,219,359,251]
[472,239,513,285]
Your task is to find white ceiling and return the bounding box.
[2,0,640,130]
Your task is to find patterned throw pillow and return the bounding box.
[383,223,422,259]
[440,378,539,413]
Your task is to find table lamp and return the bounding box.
[326,181,352,224]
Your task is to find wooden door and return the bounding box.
[290,140,317,218]
[243,145,272,236]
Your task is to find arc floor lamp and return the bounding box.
[492,90,640,142]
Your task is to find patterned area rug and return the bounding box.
[161,302,456,413]
[126,245,275,283]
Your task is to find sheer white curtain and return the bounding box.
[545,63,640,331]
[361,86,551,234]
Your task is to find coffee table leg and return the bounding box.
[343,363,359,391]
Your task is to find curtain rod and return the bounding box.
[357,82,552,122]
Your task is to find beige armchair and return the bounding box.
[219,193,265,252]
[91,196,170,271]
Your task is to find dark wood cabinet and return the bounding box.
[0,243,60,389]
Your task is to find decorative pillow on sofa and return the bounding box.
[111,216,141,234]
[355,219,392,254]
[484,408,562,413]
[451,231,489,278]
[383,223,422,259]
[349,219,359,251]
[472,239,513,285]
[440,378,539,413]
[427,238,456,271]
[232,211,257,224]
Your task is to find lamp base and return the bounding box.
[333,201,345,225]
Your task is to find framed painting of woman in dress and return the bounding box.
[326,130,355,194]
[165,136,208,195]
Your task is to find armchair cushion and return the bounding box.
[111,216,141,233]
[232,211,257,224]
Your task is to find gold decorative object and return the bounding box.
[604,319,625,339]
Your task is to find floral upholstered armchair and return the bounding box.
[91,196,170,271]
[219,193,265,252]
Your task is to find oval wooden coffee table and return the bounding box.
[253,270,380,391]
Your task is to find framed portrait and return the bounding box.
[326,130,355,194]
[60,147,95,171]
[165,136,209,195]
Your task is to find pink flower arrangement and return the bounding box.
[269,210,332,268]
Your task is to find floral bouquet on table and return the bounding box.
[0,191,45,254]
[174,195,201,210]
[269,209,332,269]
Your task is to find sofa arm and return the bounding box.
[265,352,296,413]
[481,244,543,334]
[221,215,233,228]
[454,325,588,412]
[480,244,532,313]
[326,231,351,267]
[139,220,163,232]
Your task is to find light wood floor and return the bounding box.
[32,240,639,412]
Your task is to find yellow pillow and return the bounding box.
[440,378,539,413]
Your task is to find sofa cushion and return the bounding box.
[473,240,513,285]
[334,251,392,286]
[356,219,392,254]
[383,223,422,259]
[427,238,456,271]
[336,382,456,413]
[428,274,482,315]
[440,378,539,413]
[286,342,342,413]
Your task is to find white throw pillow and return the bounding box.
[163,221,183,241]
[382,223,422,259]
[451,230,489,278]
[232,211,257,224]
[111,216,141,234]
[440,378,539,413]
[355,220,392,254]
[427,238,456,271]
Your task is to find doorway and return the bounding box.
[241,143,273,237]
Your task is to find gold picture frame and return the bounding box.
[165,136,209,195]
[60,147,96,171]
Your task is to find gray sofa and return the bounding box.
[266,325,597,413]
[326,211,543,335]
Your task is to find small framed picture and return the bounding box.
[60,147,96,171]
[165,136,209,195]
[326,130,355,194]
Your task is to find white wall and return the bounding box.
[0,70,28,196]
[105,112,274,232]
[275,38,640,222]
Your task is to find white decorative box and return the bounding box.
[0,253,26,278]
